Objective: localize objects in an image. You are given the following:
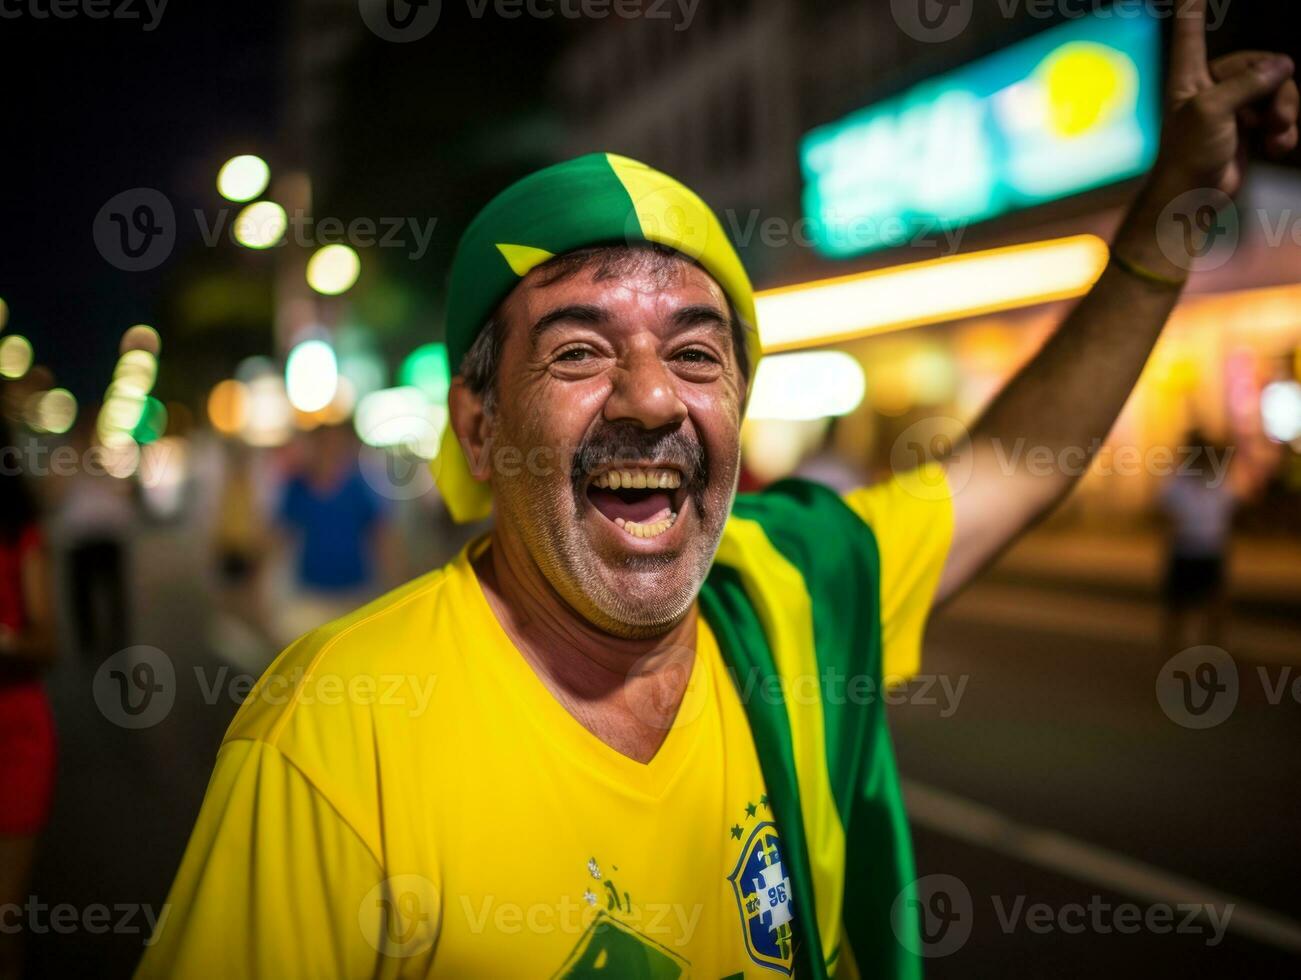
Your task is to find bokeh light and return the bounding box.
[99,439,141,480]
[131,396,169,445]
[233,201,288,249]
[398,343,451,403]
[1261,380,1301,443]
[306,244,361,295]
[354,386,445,458]
[0,296,8,331]
[121,323,162,356]
[242,375,294,447]
[0,334,34,379]
[216,154,271,203]
[208,379,250,436]
[25,388,78,435]
[747,351,867,420]
[285,339,339,412]
[114,348,159,395]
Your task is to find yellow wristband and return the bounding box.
[1111,250,1187,290]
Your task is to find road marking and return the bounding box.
[902,779,1301,953]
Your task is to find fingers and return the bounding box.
[1207,53,1299,158]
[1212,51,1299,144]
[1201,55,1295,116]
[1264,76,1300,156]
[1169,0,1212,96]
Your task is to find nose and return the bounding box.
[603,342,688,431]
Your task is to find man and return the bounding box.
[140,6,1296,977]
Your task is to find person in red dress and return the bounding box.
[0,417,58,980]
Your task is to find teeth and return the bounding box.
[616,511,678,539]
[592,468,681,489]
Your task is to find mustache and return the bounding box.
[570,423,707,490]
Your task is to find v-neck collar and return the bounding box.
[453,540,710,801]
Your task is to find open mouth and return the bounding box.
[584,466,686,539]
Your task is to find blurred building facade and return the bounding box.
[556,0,1301,533]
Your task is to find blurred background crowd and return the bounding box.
[2,0,1300,977]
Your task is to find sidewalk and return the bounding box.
[988,527,1301,613]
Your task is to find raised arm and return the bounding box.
[936,0,1298,603]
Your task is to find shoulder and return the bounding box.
[225,559,466,750]
[724,477,881,580]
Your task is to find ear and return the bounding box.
[448,377,493,481]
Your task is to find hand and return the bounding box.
[1154,0,1298,199]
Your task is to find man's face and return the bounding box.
[482,252,746,637]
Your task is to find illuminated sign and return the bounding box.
[800,11,1161,258]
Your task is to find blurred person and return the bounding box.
[1160,430,1239,652]
[139,12,1299,978]
[795,417,870,494]
[273,424,389,642]
[208,443,277,664]
[54,417,134,660]
[0,418,58,980]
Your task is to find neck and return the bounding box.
[473,529,697,761]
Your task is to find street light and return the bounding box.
[217,154,271,203]
[234,201,288,249]
[306,244,361,296]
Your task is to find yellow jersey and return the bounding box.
[137,474,952,978]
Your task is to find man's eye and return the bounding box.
[676,348,718,364]
[555,348,592,362]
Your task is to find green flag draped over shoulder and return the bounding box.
[702,479,924,979]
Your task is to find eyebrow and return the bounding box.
[527,301,732,345]
[670,304,731,333]
[528,304,607,344]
